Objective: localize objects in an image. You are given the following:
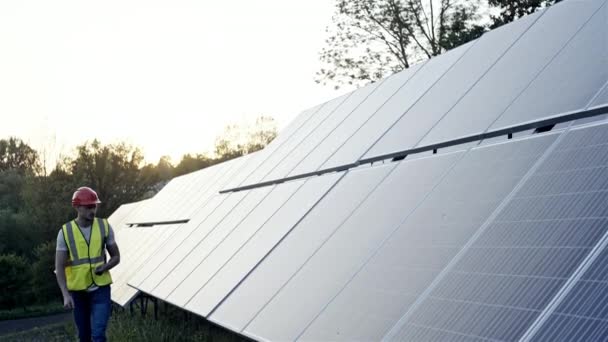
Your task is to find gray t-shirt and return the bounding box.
[56,224,116,251]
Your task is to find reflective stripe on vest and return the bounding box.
[62,218,112,291]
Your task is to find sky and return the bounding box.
[0,0,349,167]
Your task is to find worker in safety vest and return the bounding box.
[55,186,120,342]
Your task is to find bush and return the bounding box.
[31,241,61,304]
[0,254,31,310]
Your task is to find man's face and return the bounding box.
[76,204,98,222]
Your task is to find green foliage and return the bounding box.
[68,140,160,217]
[174,154,213,178]
[31,242,61,304]
[489,0,559,29]
[0,254,31,310]
[0,137,40,174]
[317,0,485,87]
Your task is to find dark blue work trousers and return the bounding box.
[70,285,112,342]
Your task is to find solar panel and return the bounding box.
[591,83,608,108]
[260,78,390,182]
[165,179,321,308]
[415,0,604,148]
[385,122,608,341]
[126,156,250,289]
[487,1,607,131]
[184,172,342,316]
[147,186,274,302]
[285,65,423,180]
[361,10,541,160]
[319,42,472,172]
[107,200,147,233]
[220,104,322,190]
[135,193,244,292]
[208,163,396,332]
[244,149,467,341]
[111,223,182,306]
[108,0,608,338]
[530,247,608,341]
[294,133,557,341]
[166,158,243,220]
[236,95,350,186]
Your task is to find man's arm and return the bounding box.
[95,243,120,275]
[55,250,74,309]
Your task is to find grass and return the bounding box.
[0,301,65,321]
[1,322,75,342]
[108,304,249,342]
[1,302,250,342]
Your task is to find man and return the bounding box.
[55,186,120,342]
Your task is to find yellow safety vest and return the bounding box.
[62,218,113,291]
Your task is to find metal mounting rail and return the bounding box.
[219,104,608,194]
[126,219,189,227]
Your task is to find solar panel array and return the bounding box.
[107,0,608,340]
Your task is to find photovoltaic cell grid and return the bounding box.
[527,123,608,342]
[292,133,557,341]
[386,122,608,341]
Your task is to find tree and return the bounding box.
[246,116,278,153]
[31,241,61,304]
[316,0,485,88]
[68,140,159,217]
[0,139,41,257]
[0,138,40,174]
[489,0,559,29]
[174,154,213,177]
[0,254,31,309]
[20,166,78,249]
[214,115,278,161]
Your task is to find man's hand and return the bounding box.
[94,264,105,275]
[63,295,74,310]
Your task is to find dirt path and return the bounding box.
[0,312,73,335]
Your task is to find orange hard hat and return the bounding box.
[72,187,102,207]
